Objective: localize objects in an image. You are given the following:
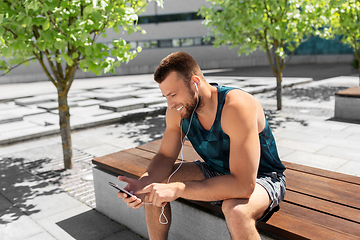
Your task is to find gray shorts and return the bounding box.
[194,160,286,220]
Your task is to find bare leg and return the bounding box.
[145,201,171,240]
[144,162,205,240]
[222,184,271,240]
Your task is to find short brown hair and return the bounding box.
[154,51,203,85]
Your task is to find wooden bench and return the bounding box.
[92,139,360,240]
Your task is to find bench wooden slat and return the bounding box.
[284,161,360,186]
[280,202,360,237]
[286,169,360,209]
[93,151,149,178]
[126,147,195,164]
[285,190,360,224]
[261,205,360,240]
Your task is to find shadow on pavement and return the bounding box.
[0,157,62,224]
[113,115,166,146]
[264,109,308,130]
[56,209,124,240]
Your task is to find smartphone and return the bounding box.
[109,182,135,198]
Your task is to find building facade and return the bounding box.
[1,0,354,84]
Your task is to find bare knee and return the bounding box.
[222,199,255,224]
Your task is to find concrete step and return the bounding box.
[100,97,166,112]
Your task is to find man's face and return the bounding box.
[159,71,198,119]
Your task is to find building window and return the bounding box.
[181,38,194,47]
[159,39,173,48]
[138,40,158,49]
[172,39,181,47]
[137,11,204,24]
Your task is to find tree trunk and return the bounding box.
[358,63,360,86]
[276,70,283,110]
[57,83,73,169]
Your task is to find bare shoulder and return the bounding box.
[221,89,264,134]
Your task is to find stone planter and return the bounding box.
[335,87,360,121]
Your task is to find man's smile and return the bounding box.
[177,105,184,112]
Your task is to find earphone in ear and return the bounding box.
[194,82,198,92]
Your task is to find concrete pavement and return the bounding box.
[1,64,360,240]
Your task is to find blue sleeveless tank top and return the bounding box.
[181,85,285,175]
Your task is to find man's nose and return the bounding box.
[166,98,174,108]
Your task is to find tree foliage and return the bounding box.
[0,0,162,168]
[327,0,360,81]
[199,0,329,110]
[0,0,161,80]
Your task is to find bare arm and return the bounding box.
[117,106,184,208]
[139,107,184,186]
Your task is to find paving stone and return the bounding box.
[148,102,168,110]
[0,195,12,212]
[75,99,104,107]
[15,95,56,106]
[0,121,41,134]
[342,124,360,134]
[23,113,59,126]
[205,78,239,86]
[0,125,59,144]
[317,137,360,151]
[79,91,133,102]
[0,102,18,111]
[100,97,165,112]
[281,151,349,172]
[277,147,295,158]
[274,130,325,143]
[101,230,144,240]
[67,96,89,102]
[19,189,84,221]
[93,92,134,102]
[1,107,46,117]
[336,161,360,177]
[25,232,57,240]
[66,106,112,117]
[344,132,360,141]
[131,82,158,89]
[131,89,162,97]
[93,86,136,93]
[67,89,88,96]
[0,137,59,156]
[276,139,326,153]
[302,127,353,139]
[37,102,78,111]
[307,120,350,131]
[317,146,360,162]
[0,207,43,240]
[38,207,124,240]
[0,114,23,124]
[82,143,121,157]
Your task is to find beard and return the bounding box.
[181,88,200,119]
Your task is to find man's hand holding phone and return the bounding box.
[113,175,145,210]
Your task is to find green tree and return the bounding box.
[0,0,162,169]
[199,0,328,110]
[327,0,360,85]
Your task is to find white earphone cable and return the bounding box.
[157,85,200,224]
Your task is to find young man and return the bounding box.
[117,51,286,240]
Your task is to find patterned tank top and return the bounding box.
[181,85,285,175]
